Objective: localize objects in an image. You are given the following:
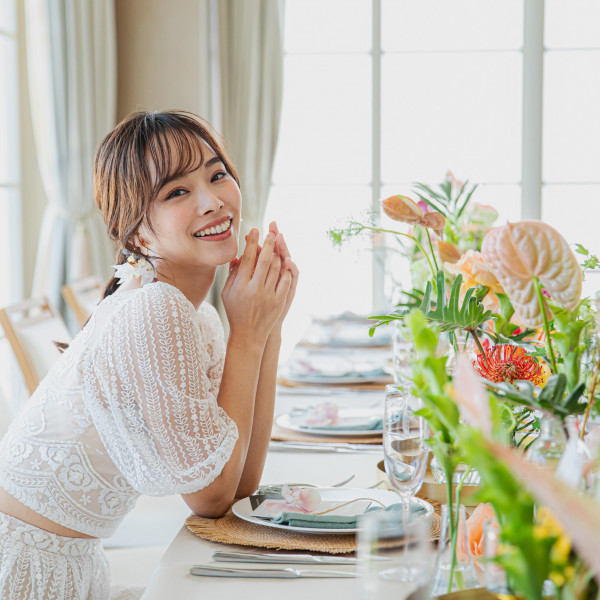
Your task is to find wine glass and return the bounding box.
[383,384,430,582]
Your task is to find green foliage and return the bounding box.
[369,270,493,337]
[550,300,593,392]
[486,374,586,421]
[575,244,600,272]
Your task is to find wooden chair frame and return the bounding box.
[62,275,103,327]
[0,297,66,395]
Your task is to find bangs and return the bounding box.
[145,124,208,198]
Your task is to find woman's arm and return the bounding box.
[181,230,291,517]
[234,223,299,497]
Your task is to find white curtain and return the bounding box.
[25,0,116,314]
[201,0,285,323]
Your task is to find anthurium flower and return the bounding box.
[473,345,550,387]
[382,195,446,230]
[281,485,321,513]
[481,221,583,327]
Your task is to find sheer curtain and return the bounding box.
[24,0,116,315]
[201,0,285,323]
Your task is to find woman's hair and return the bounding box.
[94,110,239,298]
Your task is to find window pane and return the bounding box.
[545,0,600,49]
[381,53,522,183]
[543,51,600,183]
[273,55,371,184]
[264,184,373,339]
[543,183,600,261]
[0,35,18,183]
[382,0,523,52]
[0,0,16,34]
[285,0,371,53]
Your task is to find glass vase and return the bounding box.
[445,330,477,376]
[430,457,481,486]
[525,415,567,474]
[431,504,480,596]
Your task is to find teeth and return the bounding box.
[194,219,231,238]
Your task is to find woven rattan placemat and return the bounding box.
[271,422,383,445]
[185,500,441,554]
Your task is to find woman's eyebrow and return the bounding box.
[204,156,224,169]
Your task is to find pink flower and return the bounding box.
[467,503,497,558]
[304,402,338,426]
[281,485,321,513]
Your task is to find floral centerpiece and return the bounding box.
[329,174,600,600]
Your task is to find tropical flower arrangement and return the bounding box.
[329,173,600,600]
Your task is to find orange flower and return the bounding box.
[382,195,446,230]
[466,503,497,558]
[473,345,550,387]
[444,250,503,312]
[437,240,462,264]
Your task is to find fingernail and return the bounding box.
[250,228,258,240]
[267,232,276,241]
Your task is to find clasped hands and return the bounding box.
[221,221,298,344]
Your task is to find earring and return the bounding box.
[113,249,156,286]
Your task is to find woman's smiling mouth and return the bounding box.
[192,218,232,239]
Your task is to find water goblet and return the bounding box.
[382,384,430,582]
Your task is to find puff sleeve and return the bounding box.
[81,284,238,495]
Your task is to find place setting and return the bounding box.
[186,384,441,584]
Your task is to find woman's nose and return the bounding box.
[197,192,224,215]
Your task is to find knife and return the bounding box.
[189,565,358,578]
[269,441,382,454]
[212,550,359,565]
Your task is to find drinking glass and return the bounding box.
[358,510,433,600]
[382,384,430,581]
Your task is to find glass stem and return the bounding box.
[402,495,410,561]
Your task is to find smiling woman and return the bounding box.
[0,110,299,600]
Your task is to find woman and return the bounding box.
[0,110,298,599]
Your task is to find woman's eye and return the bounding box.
[211,171,227,183]
[166,188,187,200]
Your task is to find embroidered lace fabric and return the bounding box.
[0,282,238,538]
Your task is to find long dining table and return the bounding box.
[140,388,393,599]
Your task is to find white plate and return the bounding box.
[232,488,433,535]
[276,411,383,438]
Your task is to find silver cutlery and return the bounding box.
[189,565,358,579]
[269,440,382,454]
[212,551,359,565]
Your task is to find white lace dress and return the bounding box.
[0,282,239,600]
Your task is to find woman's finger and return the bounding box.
[221,261,240,299]
[253,232,276,282]
[238,228,259,280]
[265,253,282,290]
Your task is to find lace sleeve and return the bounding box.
[81,284,239,496]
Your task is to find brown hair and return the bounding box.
[94,110,239,298]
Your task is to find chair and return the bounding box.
[0,297,71,395]
[62,275,104,327]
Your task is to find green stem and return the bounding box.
[444,465,456,594]
[532,276,557,374]
[358,224,437,279]
[425,227,440,272]
[581,345,600,439]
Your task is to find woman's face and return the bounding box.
[140,141,241,276]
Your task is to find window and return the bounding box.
[265,0,600,350]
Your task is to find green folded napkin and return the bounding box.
[302,417,383,431]
[270,501,426,529]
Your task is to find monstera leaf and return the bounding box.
[481,221,582,327]
[370,270,492,337]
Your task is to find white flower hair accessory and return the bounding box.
[113,253,156,286]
